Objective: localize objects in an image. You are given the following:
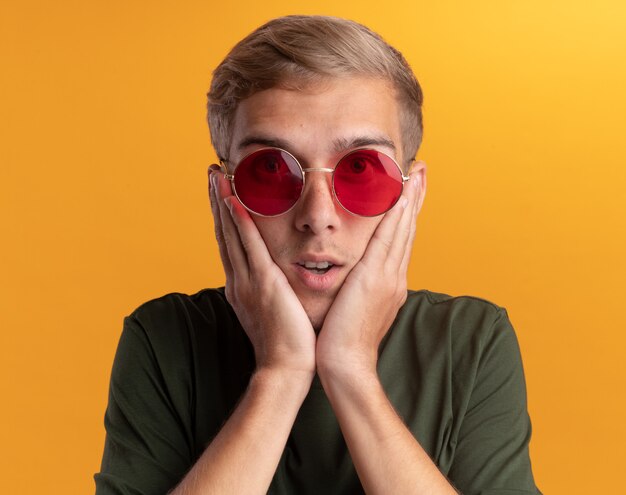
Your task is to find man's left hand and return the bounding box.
[316,164,426,379]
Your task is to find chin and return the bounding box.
[301,300,331,332]
[309,315,326,333]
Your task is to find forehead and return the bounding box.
[228,77,403,164]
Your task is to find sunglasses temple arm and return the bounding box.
[217,161,235,181]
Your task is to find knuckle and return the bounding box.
[224,284,236,304]
[239,236,252,253]
[378,237,393,252]
[397,288,407,306]
[222,231,236,249]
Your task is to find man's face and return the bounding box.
[228,77,408,329]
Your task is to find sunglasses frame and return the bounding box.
[220,147,410,218]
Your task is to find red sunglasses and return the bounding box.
[221,147,409,217]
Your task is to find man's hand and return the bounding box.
[316,165,425,377]
[313,164,457,495]
[209,169,316,376]
[171,170,318,495]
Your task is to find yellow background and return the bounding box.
[1,1,625,493]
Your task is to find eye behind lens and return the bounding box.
[334,149,404,216]
[233,148,304,216]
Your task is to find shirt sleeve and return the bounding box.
[94,315,193,495]
[447,308,542,495]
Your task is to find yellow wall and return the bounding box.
[1,1,625,493]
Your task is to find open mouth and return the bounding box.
[297,261,335,275]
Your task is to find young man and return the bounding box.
[96,15,540,495]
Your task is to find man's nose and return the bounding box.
[293,170,341,234]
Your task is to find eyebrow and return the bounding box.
[235,134,397,157]
[332,136,396,154]
[236,135,294,153]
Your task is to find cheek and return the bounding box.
[345,217,383,257]
[251,216,290,256]
[355,216,383,239]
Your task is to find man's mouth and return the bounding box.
[297,261,335,274]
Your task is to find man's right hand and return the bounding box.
[209,168,316,378]
[169,170,316,495]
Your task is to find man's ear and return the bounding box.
[408,160,427,214]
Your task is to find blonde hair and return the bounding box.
[207,15,423,166]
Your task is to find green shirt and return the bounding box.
[95,289,540,494]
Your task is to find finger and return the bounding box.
[399,162,427,272]
[398,175,421,273]
[360,164,418,266]
[208,168,234,280]
[358,193,408,268]
[385,169,421,266]
[214,171,250,276]
[360,162,425,269]
[223,194,277,271]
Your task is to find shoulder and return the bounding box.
[406,288,503,313]
[130,287,229,325]
[118,288,241,372]
[401,289,510,335]
[126,287,234,339]
[393,289,520,364]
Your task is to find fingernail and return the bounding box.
[413,175,419,188]
[402,197,409,208]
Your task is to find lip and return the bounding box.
[291,252,344,291]
[292,262,342,291]
[295,253,343,266]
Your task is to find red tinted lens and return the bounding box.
[233,149,303,216]
[333,149,404,216]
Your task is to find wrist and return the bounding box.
[317,354,379,392]
[254,350,316,378]
[318,364,382,410]
[317,347,378,379]
[251,366,315,400]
